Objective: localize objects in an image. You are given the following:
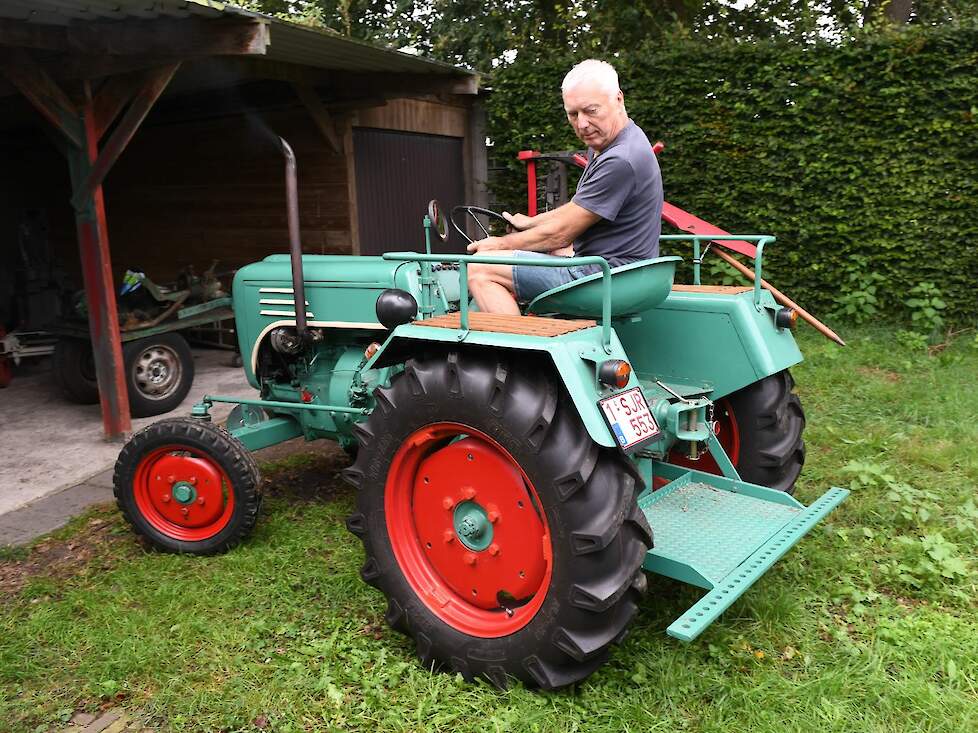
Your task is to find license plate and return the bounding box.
[598,387,660,451]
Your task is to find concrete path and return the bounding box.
[0,348,255,546]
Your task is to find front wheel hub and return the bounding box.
[171,481,197,505]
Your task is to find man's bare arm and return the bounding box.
[470,202,600,253]
[502,206,564,230]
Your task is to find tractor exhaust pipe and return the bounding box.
[279,137,307,340]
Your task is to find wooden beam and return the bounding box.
[227,57,330,86]
[292,83,343,154]
[0,18,68,51]
[0,48,83,148]
[93,72,145,140]
[71,63,180,210]
[66,18,270,57]
[326,97,389,112]
[343,116,361,256]
[465,97,489,209]
[328,72,480,97]
[48,54,184,83]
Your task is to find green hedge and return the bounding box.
[486,23,978,322]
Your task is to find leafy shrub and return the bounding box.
[487,22,978,323]
[882,533,970,591]
[905,281,948,338]
[895,329,929,353]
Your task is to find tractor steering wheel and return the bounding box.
[450,205,511,244]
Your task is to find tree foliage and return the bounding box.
[241,1,978,70]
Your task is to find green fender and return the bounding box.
[613,287,803,399]
[366,322,632,449]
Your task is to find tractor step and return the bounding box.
[639,469,848,642]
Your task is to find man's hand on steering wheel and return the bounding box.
[501,211,534,231]
[465,236,509,254]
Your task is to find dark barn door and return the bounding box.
[354,128,466,256]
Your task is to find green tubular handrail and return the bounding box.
[384,252,615,352]
[659,234,775,308]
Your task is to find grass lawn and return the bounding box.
[1,326,976,732]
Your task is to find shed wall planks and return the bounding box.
[1,95,482,293]
[1,106,350,287]
[356,97,468,138]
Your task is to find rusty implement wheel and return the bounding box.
[344,350,651,690]
[113,418,261,554]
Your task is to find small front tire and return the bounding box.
[113,418,262,554]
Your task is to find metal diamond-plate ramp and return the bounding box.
[645,481,800,586]
[639,471,849,642]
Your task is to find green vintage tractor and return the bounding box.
[113,140,847,690]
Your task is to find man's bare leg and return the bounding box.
[467,255,520,315]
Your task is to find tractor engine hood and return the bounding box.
[232,254,432,388]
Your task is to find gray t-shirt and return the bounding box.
[571,120,662,267]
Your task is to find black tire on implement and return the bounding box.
[344,349,652,690]
[113,418,262,555]
[723,369,806,493]
[53,338,99,404]
[123,333,195,418]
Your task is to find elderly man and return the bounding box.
[467,59,663,315]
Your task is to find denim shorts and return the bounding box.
[510,251,603,302]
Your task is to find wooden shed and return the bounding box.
[0,0,485,438]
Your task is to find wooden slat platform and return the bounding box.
[671,285,753,294]
[418,312,596,336]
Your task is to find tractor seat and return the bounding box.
[526,256,682,318]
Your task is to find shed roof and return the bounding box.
[0,0,477,79]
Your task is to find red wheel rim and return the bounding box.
[658,399,741,483]
[132,444,235,541]
[385,422,553,638]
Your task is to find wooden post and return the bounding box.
[67,82,132,440]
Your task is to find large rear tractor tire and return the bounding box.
[668,369,806,493]
[113,418,262,554]
[344,350,652,690]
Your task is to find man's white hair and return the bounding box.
[561,59,620,98]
